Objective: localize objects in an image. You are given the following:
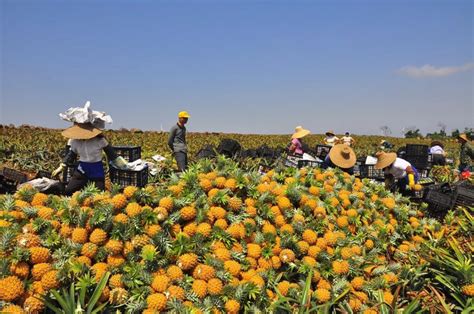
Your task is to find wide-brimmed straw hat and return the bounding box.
[292,126,311,139]
[458,133,469,142]
[329,144,356,168]
[62,123,102,140]
[375,151,397,169]
[325,130,335,137]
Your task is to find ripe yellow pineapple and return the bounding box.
[125,202,142,217]
[32,263,52,281]
[71,228,88,244]
[279,249,295,263]
[246,243,262,259]
[151,275,170,292]
[192,279,207,298]
[225,299,240,314]
[199,178,213,192]
[105,239,124,255]
[207,278,223,295]
[109,287,128,305]
[214,176,226,188]
[40,270,59,290]
[224,178,237,190]
[24,295,45,313]
[166,285,185,301]
[224,260,241,276]
[0,275,24,301]
[192,264,216,281]
[81,242,98,258]
[180,206,196,221]
[10,262,29,279]
[166,265,183,281]
[89,228,108,245]
[111,194,127,210]
[332,260,350,275]
[228,197,242,211]
[0,304,25,313]
[314,288,331,303]
[277,280,291,296]
[123,186,138,199]
[109,274,124,289]
[146,293,168,311]
[17,233,41,248]
[31,192,48,206]
[158,196,174,211]
[113,213,129,224]
[277,196,291,210]
[107,254,126,267]
[462,284,474,296]
[196,223,212,237]
[29,247,51,264]
[214,247,231,261]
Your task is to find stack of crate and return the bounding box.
[110,146,148,188]
[404,144,430,178]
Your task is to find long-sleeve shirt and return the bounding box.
[460,142,474,167]
[168,123,187,153]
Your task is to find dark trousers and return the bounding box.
[174,152,188,172]
[65,170,105,195]
[432,154,446,166]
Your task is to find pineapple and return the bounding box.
[158,196,174,211]
[71,228,88,244]
[109,287,128,305]
[89,228,108,245]
[247,243,262,259]
[23,295,45,313]
[29,247,50,264]
[0,275,24,301]
[109,274,124,289]
[31,263,52,281]
[10,262,29,279]
[192,264,216,281]
[0,304,25,313]
[111,194,127,210]
[123,186,138,199]
[225,299,240,314]
[166,265,183,281]
[192,279,207,298]
[279,249,295,263]
[332,260,350,275]
[207,278,223,295]
[314,288,331,303]
[277,280,291,296]
[105,239,124,255]
[31,192,48,206]
[224,260,241,276]
[228,197,242,211]
[180,206,196,221]
[166,285,185,301]
[125,202,142,217]
[146,293,168,311]
[81,242,98,258]
[40,270,59,290]
[151,275,170,292]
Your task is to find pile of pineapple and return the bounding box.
[0,158,444,313]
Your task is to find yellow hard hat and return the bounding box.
[178,111,190,118]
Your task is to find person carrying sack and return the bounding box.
[322,144,357,175]
[288,126,310,156]
[168,111,190,172]
[51,102,127,194]
[375,151,419,195]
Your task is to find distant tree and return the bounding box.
[403,126,422,138]
[380,126,392,136]
[451,129,460,138]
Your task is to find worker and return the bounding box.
[52,122,127,195]
[341,132,355,147]
[375,151,418,195]
[457,133,473,173]
[429,141,446,166]
[288,126,310,156]
[322,144,356,175]
[168,111,190,172]
[324,130,339,147]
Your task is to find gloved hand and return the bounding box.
[111,156,128,170]
[408,173,415,189]
[52,163,66,178]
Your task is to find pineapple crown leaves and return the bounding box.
[77,182,101,203]
[0,194,16,211]
[31,217,53,234]
[210,228,236,249]
[152,231,173,254]
[0,228,17,252]
[9,246,30,264]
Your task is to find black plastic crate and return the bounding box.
[423,186,455,213]
[298,160,322,168]
[314,145,332,160]
[62,163,78,184]
[358,164,385,180]
[2,167,28,184]
[417,168,431,179]
[113,146,141,162]
[110,166,148,188]
[454,183,474,207]
[405,144,429,157]
[405,155,430,170]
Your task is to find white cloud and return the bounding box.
[397,62,474,78]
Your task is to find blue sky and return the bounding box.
[1,0,472,135]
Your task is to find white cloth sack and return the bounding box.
[365,156,378,165]
[19,178,59,192]
[59,101,113,129]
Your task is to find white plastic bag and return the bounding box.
[59,101,113,129]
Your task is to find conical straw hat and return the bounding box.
[329,144,356,168]
[292,126,310,139]
[374,151,397,169]
[62,123,102,140]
